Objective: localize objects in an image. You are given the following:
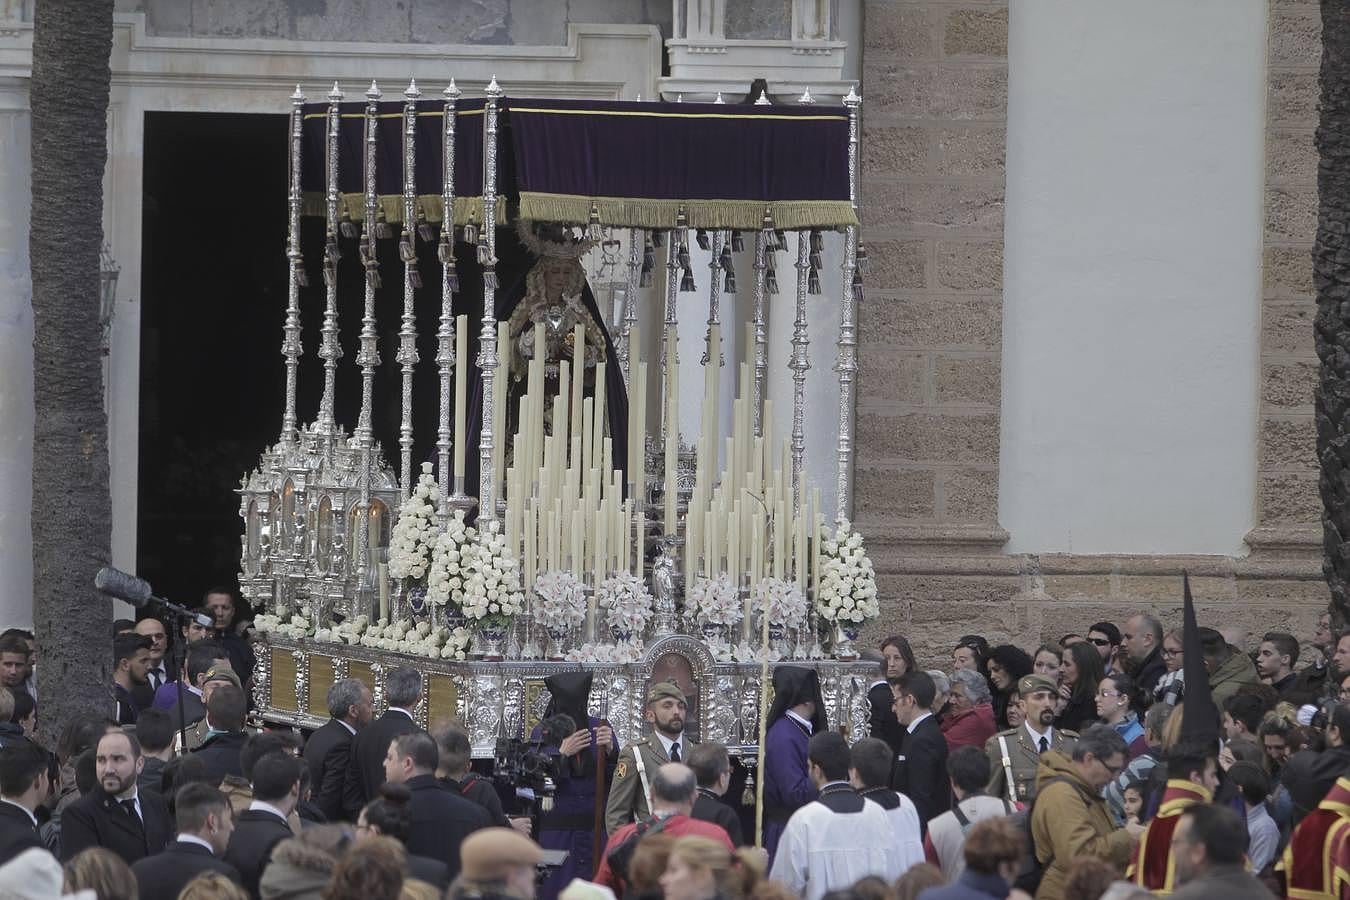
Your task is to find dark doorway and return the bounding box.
[138,112,288,609]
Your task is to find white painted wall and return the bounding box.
[999,0,1267,555]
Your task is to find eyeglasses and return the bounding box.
[1096,689,1121,699]
[1089,638,1113,647]
[1099,757,1126,776]
[1162,648,1183,658]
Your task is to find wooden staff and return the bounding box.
[748,491,773,848]
[592,696,610,876]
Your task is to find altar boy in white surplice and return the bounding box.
[769,731,898,900]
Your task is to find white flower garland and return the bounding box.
[596,572,654,636]
[308,615,472,660]
[427,510,475,608]
[253,611,312,640]
[533,570,586,633]
[816,519,879,624]
[459,520,526,624]
[564,642,645,663]
[751,577,808,628]
[688,573,741,627]
[388,462,443,582]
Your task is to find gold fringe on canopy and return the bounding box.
[517,192,859,232]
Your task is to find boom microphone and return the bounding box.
[94,567,215,629]
[94,567,153,606]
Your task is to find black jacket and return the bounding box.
[440,773,508,826]
[193,730,248,786]
[0,801,43,867]
[692,789,744,847]
[408,853,450,888]
[302,719,354,821]
[223,808,292,900]
[403,773,491,879]
[61,789,173,865]
[131,839,242,900]
[868,680,905,755]
[891,714,950,833]
[343,711,420,818]
[1133,646,1168,701]
[113,683,140,725]
[138,757,167,799]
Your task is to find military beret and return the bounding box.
[460,827,543,881]
[203,664,241,690]
[1017,674,1057,697]
[646,681,686,706]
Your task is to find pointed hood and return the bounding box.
[766,666,827,733]
[1179,573,1220,747]
[544,670,593,727]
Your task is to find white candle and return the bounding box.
[377,563,389,622]
[492,320,509,496]
[634,361,648,506]
[581,397,594,496]
[592,361,607,474]
[452,314,469,482]
[557,361,571,449]
[571,324,585,451]
[524,504,536,588]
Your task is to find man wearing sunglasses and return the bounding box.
[1087,622,1122,676]
[1029,724,1141,899]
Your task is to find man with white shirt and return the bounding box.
[0,738,48,866]
[302,678,371,821]
[605,682,696,832]
[850,736,923,876]
[132,617,171,709]
[342,666,423,818]
[62,730,173,864]
[131,783,241,900]
[224,750,301,900]
[770,731,896,900]
[984,674,1077,805]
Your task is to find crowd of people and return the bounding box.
[0,589,1344,900]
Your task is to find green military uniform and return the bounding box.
[983,674,1077,804]
[603,682,695,833]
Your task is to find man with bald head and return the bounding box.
[1123,613,1166,700]
[594,763,733,893]
[132,617,171,709]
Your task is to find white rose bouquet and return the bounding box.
[533,570,586,633]
[426,510,475,607]
[815,519,879,624]
[459,520,525,627]
[388,462,443,582]
[596,572,654,637]
[751,577,808,628]
[688,573,741,627]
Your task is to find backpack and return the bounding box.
[950,796,1013,836]
[1009,775,1082,894]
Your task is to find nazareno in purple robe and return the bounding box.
[761,714,817,864]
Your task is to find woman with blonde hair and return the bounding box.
[659,835,765,900]
[179,872,250,900]
[63,847,137,900]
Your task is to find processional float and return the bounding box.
[241,77,881,770]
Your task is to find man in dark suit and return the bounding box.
[224,750,301,899]
[384,730,489,880]
[343,666,423,818]
[194,683,249,786]
[889,670,950,833]
[0,738,49,866]
[131,783,241,900]
[135,709,175,799]
[112,633,154,726]
[62,729,173,864]
[687,742,744,846]
[304,677,371,822]
[433,722,509,827]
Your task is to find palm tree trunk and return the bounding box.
[28,0,115,743]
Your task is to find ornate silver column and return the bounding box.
[752,227,768,436]
[397,80,422,500]
[317,83,343,454]
[834,86,862,524]
[354,81,383,603]
[281,86,306,448]
[436,80,461,518]
[703,230,723,366]
[477,76,504,523]
[790,229,811,516]
[618,227,642,389]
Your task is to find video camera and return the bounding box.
[494,715,573,815]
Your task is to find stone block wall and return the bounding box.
[858,0,1330,668]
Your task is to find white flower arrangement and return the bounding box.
[751,577,808,628]
[459,520,525,625]
[253,612,314,641]
[533,570,586,633]
[688,573,742,627]
[564,642,645,663]
[596,572,654,637]
[815,519,879,624]
[388,462,443,582]
[717,641,783,664]
[427,510,475,607]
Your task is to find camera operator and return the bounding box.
[528,672,616,900]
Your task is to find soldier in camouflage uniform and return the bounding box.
[604,682,694,832]
[984,674,1077,805]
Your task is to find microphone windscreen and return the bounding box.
[94,567,153,605]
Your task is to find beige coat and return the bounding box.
[1030,750,1136,900]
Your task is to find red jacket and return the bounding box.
[594,813,733,892]
[940,703,996,752]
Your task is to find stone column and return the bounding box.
[0,76,33,628]
[858,2,1009,550]
[1248,1,1321,556]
